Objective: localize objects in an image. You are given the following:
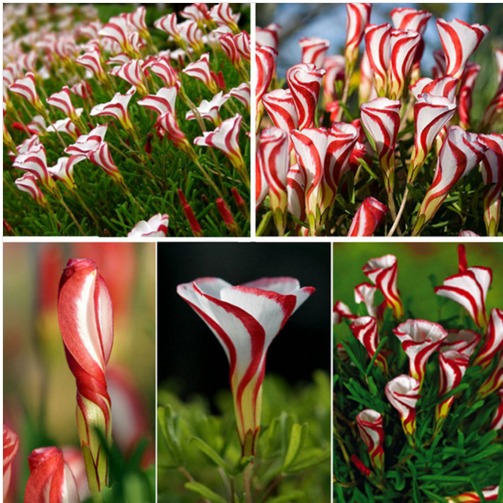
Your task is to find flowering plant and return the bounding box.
[333,244,503,501]
[256,4,503,237]
[4,3,250,237]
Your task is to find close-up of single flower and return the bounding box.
[3,3,250,237]
[256,3,503,236]
[333,242,503,501]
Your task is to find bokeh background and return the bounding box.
[257,3,503,123]
[3,242,156,503]
[333,242,503,341]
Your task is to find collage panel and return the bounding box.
[3,243,156,502]
[4,3,250,238]
[333,242,503,502]
[157,243,331,502]
[255,4,503,237]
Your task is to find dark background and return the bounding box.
[157,243,331,405]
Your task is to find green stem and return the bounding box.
[244,464,252,503]
[388,186,409,237]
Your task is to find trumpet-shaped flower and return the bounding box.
[255,46,278,109]
[441,329,480,358]
[393,319,448,386]
[99,16,137,56]
[258,127,290,235]
[299,37,330,69]
[412,126,487,235]
[177,276,314,455]
[88,142,124,183]
[157,111,190,150]
[479,134,503,236]
[90,88,136,132]
[15,173,49,208]
[149,57,181,88]
[356,409,385,472]
[178,20,204,53]
[13,143,55,190]
[154,13,182,42]
[71,81,93,100]
[124,6,149,40]
[47,155,85,190]
[409,76,458,102]
[256,23,281,50]
[65,124,108,157]
[436,18,489,79]
[226,83,250,110]
[348,197,388,237]
[3,425,19,499]
[47,86,80,123]
[262,89,298,133]
[286,63,325,130]
[137,87,177,117]
[364,24,391,97]
[25,447,80,503]
[185,91,228,125]
[391,8,431,35]
[128,214,169,237]
[408,93,457,183]
[210,3,240,32]
[333,300,356,325]
[109,59,148,95]
[58,259,114,501]
[385,375,421,441]
[194,114,246,178]
[360,97,401,192]
[350,316,387,372]
[435,265,492,329]
[235,31,250,62]
[345,4,372,76]
[10,72,45,113]
[388,29,421,99]
[183,53,219,94]
[473,309,503,368]
[354,283,378,318]
[76,48,107,83]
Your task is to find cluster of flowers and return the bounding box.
[3,258,151,501]
[255,4,503,236]
[3,3,250,237]
[333,245,502,500]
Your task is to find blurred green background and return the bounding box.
[333,242,503,341]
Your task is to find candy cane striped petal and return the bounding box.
[262,89,298,133]
[356,409,385,471]
[473,309,503,367]
[348,197,388,237]
[385,375,420,439]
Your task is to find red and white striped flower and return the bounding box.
[441,329,480,358]
[258,127,289,235]
[350,316,387,373]
[186,91,228,126]
[109,59,148,96]
[137,86,177,118]
[458,62,481,130]
[154,13,182,43]
[177,276,315,455]
[364,24,391,97]
[88,141,124,183]
[436,18,489,79]
[210,3,240,33]
[434,264,492,329]
[478,352,503,398]
[71,81,93,100]
[194,114,246,178]
[287,164,306,223]
[183,53,219,94]
[25,447,80,503]
[479,134,503,236]
[128,214,169,237]
[356,409,385,472]
[124,6,149,41]
[490,389,503,431]
[345,3,372,76]
[256,23,281,51]
[412,126,487,235]
[348,197,388,237]
[409,76,458,102]
[9,72,45,113]
[157,111,190,150]
[181,4,212,26]
[235,31,250,62]
[255,46,278,110]
[393,319,448,386]
[15,172,49,207]
[25,115,46,136]
[58,259,114,501]
[480,49,503,131]
[90,88,136,132]
[385,374,421,440]
[473,309,503,368]
[299,37,330,69]
[333,300,356,324]
[360,98,401,192]
[13,143,55,190]
[262,89,298,134]
[76,48,107,83]
[46,114,82,141]
[219,33,241,67]
[445,486,499,503]
[363,254,404,319]
[226,83,250,110]
[48,155,85,190]
[286,63,325,130]
[391,8,431,36]
[178,20,204,53]
[78,20,102,40]
[3,425,19,499]
[149,57,181,88]
[46,86,80,123]
[61,447,90,501]
[65,124,108,157]
[388,29,421,100]
[99,16,137,57]
[354,283,378,318]
[436,349,470,423]
[408,93,457,183]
